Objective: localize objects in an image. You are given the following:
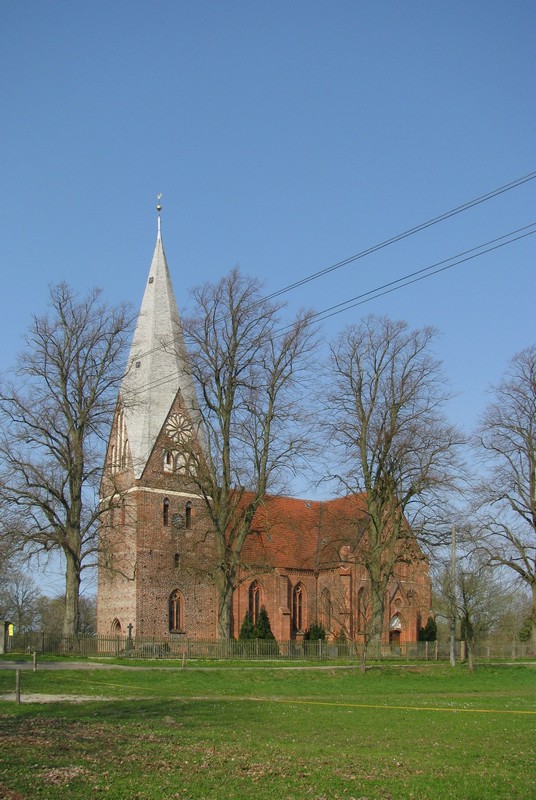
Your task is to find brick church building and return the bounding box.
[97,215,432,644]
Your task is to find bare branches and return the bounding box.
[471,344,536,643]
[0,284,134,635]
[324,315,465,649]
[181,268,318,638]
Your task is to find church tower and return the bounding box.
[97,205,217,640]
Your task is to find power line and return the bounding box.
[309,224,536,327]
[127,221,536,394]
[131,170,536,363]
[264,169,536,301]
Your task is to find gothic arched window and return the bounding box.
[357,587,366,634]
[169,589,184,633]
[321,588,331,631]
[163,451,174,472]
[248,581,260,625]
[163,497,170,526]
[292,583,306,632]
[185,501,192,530]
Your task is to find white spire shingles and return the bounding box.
[120,233,200,479]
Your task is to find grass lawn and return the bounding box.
[0,660,534,799]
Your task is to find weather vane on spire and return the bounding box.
[156,193,163,238]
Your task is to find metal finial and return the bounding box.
[156,193,162,238]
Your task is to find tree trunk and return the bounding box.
[216,570,235,641]
[63,550,81,638]
[467,640,475,673]
[364,577,385,663]
[531,582,536,650]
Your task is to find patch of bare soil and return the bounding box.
[0,693,116,703]
[0,786,27,800]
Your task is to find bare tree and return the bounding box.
[36,593,97,635]
[435,555,501,672]
[181,269,317,639]
[0,284,133,637]
[0,564,43,632]
[324,316,464,660]
[472,344,536,647]
[457,560,502,672]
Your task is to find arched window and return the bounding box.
[121,438,129,469]
[292,583,306,632]
[169,589,184,633]
[248,581,260,624]
[185,501,192,530]
[357,587,366,634]
[163,451,174,472]
[163,497,170,526]
[321,588,331,631]
[111,618,122,634]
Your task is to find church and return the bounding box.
[97,213,432,645]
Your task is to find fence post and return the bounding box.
[15,670,21,704]
[33,651,37,672]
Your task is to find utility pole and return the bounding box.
[449,524,457,667]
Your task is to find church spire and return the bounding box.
[120,203,203,479]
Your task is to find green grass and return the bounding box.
[0,661,535,799]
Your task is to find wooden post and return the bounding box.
[15,670,21,704]
[33,651,37,672]
[182,653,186,669]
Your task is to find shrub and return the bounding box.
[304,621,326,641]
[418,616,437,642]
[518,617,533,642]
[254,606,275,640]
[239,612,256,640]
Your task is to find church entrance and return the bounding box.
[389,613,402,649]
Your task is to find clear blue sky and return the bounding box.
[1,2,535,591]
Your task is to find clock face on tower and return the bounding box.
[165,413,193,444]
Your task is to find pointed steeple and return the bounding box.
[121,205,202,478]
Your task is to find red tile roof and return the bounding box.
[240,493,370,571]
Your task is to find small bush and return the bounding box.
[304,622,326,641]
[518,617,533,642]
[418,616,437,642]
[239,606,275,640]
[239,612,256,640]
[254,606,275,640]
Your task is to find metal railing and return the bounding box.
[6,632,535,662]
